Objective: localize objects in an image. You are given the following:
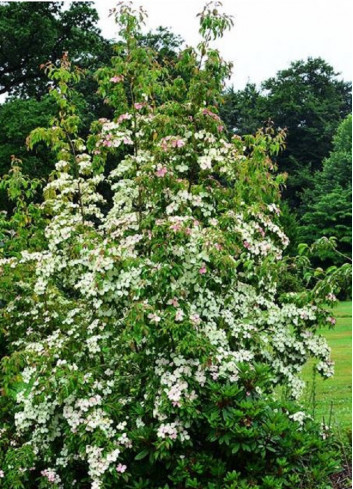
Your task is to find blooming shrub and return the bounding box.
[0,2,341,488]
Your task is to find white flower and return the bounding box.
[148,313,161,323]
[198,155,212,170]
[175,309,184,322]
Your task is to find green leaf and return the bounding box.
[135,449,149,460]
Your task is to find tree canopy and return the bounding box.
[221,58,352,209]
[299,114,352,264]
[0,1,109,98]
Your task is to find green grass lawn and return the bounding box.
[302,301,352,431]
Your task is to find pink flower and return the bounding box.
[116,463,127,473]
[134,102,144,110]
[199,264,207,275]
[118,113,132,123]
[214,243,223,251]
[160,136,185,151]
[160,138,169,151]
[148,313,161,323]
[110,75,124,83]
[103,140,113,147]
[217,125,224,132]
[243,241,251,249]
[155,166,168,178]
[41,469,57,483]
[326,316,336,325]
[171,139,185,148]
[170,223,181,232]
[168,297,179,307]
[202,108,220,121]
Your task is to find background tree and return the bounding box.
[0,97,54,210]
[0,98,55,176]
[221,58,352,209]
[299,114,352,265]
[0,1,110,98]
[220,82,263,135]
[136,26,183,64]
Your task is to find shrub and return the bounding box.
[0,2,342,488]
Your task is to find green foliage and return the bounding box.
[220,82,264,135]
[278,201,299,256]
[91,366,340,489]
[221,58,352,210]
[0,97,55,188]
[136,26,183,63]
[299,115,352,265]
[0,1,106,98]
[291,237,352,302]
[0,158,45,255]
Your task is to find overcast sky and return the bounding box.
[94,0,352,89]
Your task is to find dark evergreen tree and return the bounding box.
[299,114,352,264]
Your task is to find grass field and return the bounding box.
[302,301,352,431]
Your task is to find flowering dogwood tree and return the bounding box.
[0,2,341,488]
